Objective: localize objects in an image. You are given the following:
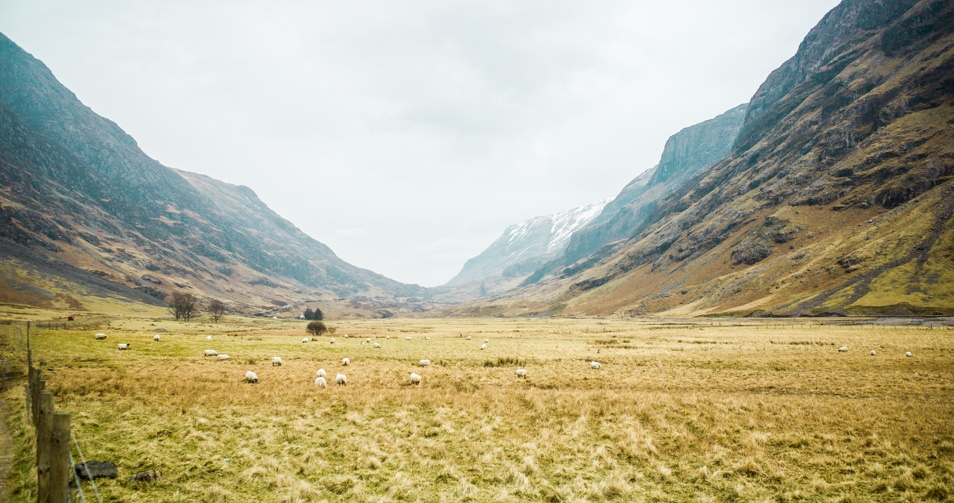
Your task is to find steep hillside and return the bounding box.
[551,103,748,272]
[0,33,427,315]
[464,0,954,317]
[444,200,607,297]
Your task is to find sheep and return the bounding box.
[203,349,218,357]
[341,357,350,366]
[344,334,350,339]
[302,337,310,344]
[316,369,327,378]
[484,339,489,344]
[335,373,347,385]
[906,351,913,357]
[515,369,527,378]
[330,338,336,344]
[838,346,848,352]
[272,356,283,366]
[117,343,131,350]
[419,359,431,367]
[94,333,107,340]
[206,335,212,340]
[590,361,601,369]
[870,350,877,356]
[386,335,391,340]
[480,344,487,350]
[405,336,412,341]
[465,336,472,340]
[314,376,328,388]
[373,342,382,349]
[244,371,258,383]
[153,334,160,342]
[425,336,431,341]
[409,372,422,385]
[365,338,372,344]
[217,354,231,360]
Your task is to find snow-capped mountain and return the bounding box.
[444,200,608,295]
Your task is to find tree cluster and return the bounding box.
[168,291,197,321]
[303,306,323,320]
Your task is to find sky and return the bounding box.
[0,0,841,287]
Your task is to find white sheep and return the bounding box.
[206,335,212,340]
[405,336,412,341]
[316,368,327,378]
[906,351,913,357]
[272,356,283,366]
[302,337,310,344]
[466,336,472,340]
[484,339,489,343]
[590,361,601,369]
[244,371,258,383]
[344,334,350,339]
[515,369,527,378]
[335,373,347,385]
[409,372,422,385]
[425,336,431,341]
[365,338,371,344]
[373,342,382,349]
[480,344,487,350]
[203,349,218,357]
[314,376,328,388]
[153,334,160,342]
[386,335,391,340]
[419,359,431,367]
[870,350,876,356]
[838,346,848,352]
[94,333,107,340]
[117,343,130,350]
[330,338,336,344]
[341,358,350,366]
[217,354,231,360]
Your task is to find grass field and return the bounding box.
[2,316,952,502]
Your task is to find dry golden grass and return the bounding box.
[2,317,953,502]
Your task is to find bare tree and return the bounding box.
[168,291,198,321]
[209,299,226,323]
[306,321,328,336]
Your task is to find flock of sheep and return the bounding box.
[94,330,541,387]
[95,332,916,388]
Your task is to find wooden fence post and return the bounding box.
[48,413,70,503]
[37,391,54,503]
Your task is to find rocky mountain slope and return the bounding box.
[459,0,954,317]
[536,103,748,279]
[0,33,427,315]
[444,200,607,297]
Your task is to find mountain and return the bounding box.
[0,33,427,315]
[535,103,748,279]
[457,0,954,317]
[444,200,607,296]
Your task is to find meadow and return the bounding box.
[1,316,952,502]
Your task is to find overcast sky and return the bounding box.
[0,0,840,287]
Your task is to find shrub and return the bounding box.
[306,321,328,336]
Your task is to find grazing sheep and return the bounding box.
[373,342,382,349]
[117,343,130,350]
[206,335,212,340]
[302,338,310,344]
[409,372,422,385]
[344,334,350,339]
[330,338,336,344]
[465,336,472,340]
[484,339,489,343]
[386,335,391,340]
[405,336,412,341]
[590,361,601,369]
[480,344,487,350]
[365,338,372,344]
[906,351,913,357]
[341,358,350,366]
[244,371,258,383]
[316,368,327,378]
[153,334,160,342]
[425,336,431,341]
[870,350,877,356]
[272,356,283,366]
[217,354,231,360]
[94,333,107,340]
[419,359,431,367]
[335,373,347,385]
[203,349,218,357]
[314,376,328,388]
[515,369,527,378]
[838,346,848,352]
